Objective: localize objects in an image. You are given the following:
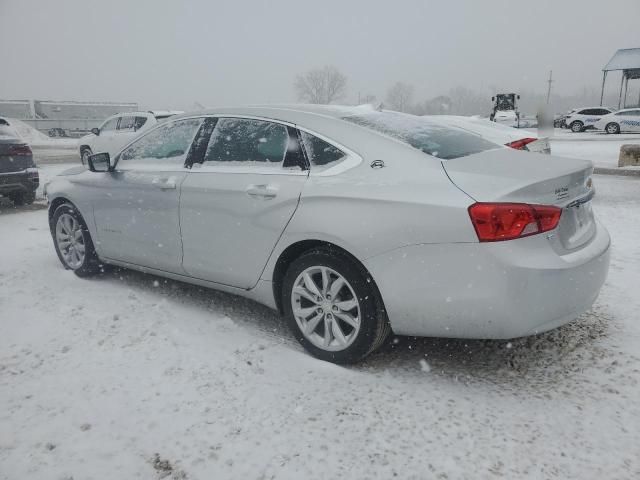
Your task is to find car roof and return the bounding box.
[171,104,433,161]
[574,106,615,111]
[178,103,375,121]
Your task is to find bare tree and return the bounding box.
[294,66,347,104]
[358,93,377,105]
[386,82,415,113]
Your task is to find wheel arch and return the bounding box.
[48,196,73,226]
[271,239,385,316]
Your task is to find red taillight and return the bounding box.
[8,144,32,156]
[506,138,537,150]
[468,203,562,242]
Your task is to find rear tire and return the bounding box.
[605,122,620,134]
[282,247,390,364]
[570,121,584,133]
[51,203,103,277]
[9,191,35,206]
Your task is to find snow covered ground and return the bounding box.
[1,172,639,478]
[548,129,640,169]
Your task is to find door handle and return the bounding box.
[152,177,177,190]
[245,184,277,199]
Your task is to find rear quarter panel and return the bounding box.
[260,143,477,282]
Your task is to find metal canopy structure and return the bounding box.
[600,48,640,108]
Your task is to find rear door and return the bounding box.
[619,109,640,132]
[91,117,204,273]
[113,115,140,154]
[180,116,308,288]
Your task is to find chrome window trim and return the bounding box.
[115,117,205,171]
[200,116,290,169]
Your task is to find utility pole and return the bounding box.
[546,70,553,104]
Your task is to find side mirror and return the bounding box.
[91,127,100,136]
[517,95,521,100]
[491,97,495,101]
[87,152,111,172]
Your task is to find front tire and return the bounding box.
[605,122,620,134]
[51,203,102,277]
[570,121,584,133]
[80,147,92,166]
[282,247,390,364]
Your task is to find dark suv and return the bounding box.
[0,118,39,205]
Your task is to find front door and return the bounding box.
[93,116,120,155]
[180,117,308,288]
[92,117,204,273]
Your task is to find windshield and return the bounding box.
[343,111,500,159]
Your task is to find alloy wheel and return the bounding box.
[291,266,361,351]
[55,213,86,269]
[606,123,619,134]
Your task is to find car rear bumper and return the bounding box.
[364,220,610,339]
[0,169,39,194]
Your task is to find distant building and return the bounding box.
[0,99,32,119]
[0,99,138,137]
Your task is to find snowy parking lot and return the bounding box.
[1,167,639,478]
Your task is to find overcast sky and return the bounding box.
[1,0,638,109]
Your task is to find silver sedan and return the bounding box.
[46,105,610,363]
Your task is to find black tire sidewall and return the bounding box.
[282,249,383,364]
[10,192,25,205]
[81,148,92,165]
[51,203,100,276]
[606,123,620,134]
[571,121,583,132]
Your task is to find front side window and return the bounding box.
[101,117,119,132]
[119,118,203,165]
[203,118,288,166]
[300,131,345,169]
[344,112,499,160]
[118,116,135,130]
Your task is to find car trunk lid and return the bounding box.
[442,148,596,251]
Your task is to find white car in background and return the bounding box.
[594,108,640,134]
[78,110,182,164]
[428,115,551,154]
[564,107,616,133]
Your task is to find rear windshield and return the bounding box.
[343,111,500,160]
[0,125,21,141]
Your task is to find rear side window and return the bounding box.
[134,117,147,130]
[120,118,203,165]
[203,118,288,166]
[118,116,135,130]
[300,131,345,168]
[343,112,499,160]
